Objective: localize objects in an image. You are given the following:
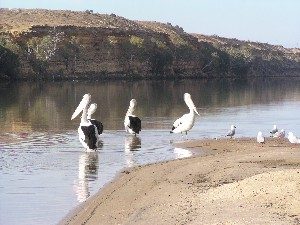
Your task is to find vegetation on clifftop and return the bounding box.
[0,8,299,80]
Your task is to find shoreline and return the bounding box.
[60,138,300,225]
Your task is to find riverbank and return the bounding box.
[61,138,300,225]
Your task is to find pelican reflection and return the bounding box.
[74,142,102,202]
[173,147,192,159]
[124,136,141,167]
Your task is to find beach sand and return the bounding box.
[61,138,300,225]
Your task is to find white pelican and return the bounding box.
[87,103,104,136]
[226,125,236,138]
[273,129,285,138]
[71,94,99,151]
[124,99,141,136]
[287,132,300,144]
[257,131,265,144]
[270,125,278,137]
[170,93,199,135]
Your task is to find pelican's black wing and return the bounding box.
[129,116,141,134]
[90,119,103,135]
[81,125,97,149]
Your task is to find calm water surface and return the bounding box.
[0,79,300,225]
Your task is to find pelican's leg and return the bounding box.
[185,132,188,140]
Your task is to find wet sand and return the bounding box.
[61,138,300,225]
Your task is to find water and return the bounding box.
[1,79,300,225]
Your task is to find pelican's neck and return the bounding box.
[126,106,134,116]
[188,108,196,121]
[81,106,89,124]
[189,108,195,115]
[87,114,92,120]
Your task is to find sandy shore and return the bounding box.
[61,138,300,225]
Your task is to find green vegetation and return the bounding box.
[0,35,20,79]
[150,37,167,49]
[0,45,19,79]
[129,35,144,48]
[108,36,118,45]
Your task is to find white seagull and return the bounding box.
[273,129,285,138]
[170,93,199,135]
[287,132,300,144]
[226,125,236,138]
[87,103,104,136]
[257,131,265,144]
[270,125,278,137]
[71,94,99,151]
[124,99,141,136]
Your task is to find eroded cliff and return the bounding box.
[1,9,299,80]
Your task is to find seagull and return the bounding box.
[273,129,285,138]
[87,103,104,136]
[257,131,265,144]
[124,99,141,136]
[270,125,278,137]
[170,93,199,136]
[71,94,99,151]
[287,132,300,144]
[226,125,236,138]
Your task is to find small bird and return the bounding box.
[87,103,104,135]
[124,99,141,136]
[226,125,236,138]
[170,93,199,137]
[287,132,300,144]
[270,125,278,137]
[257,131,265,144]
[273,129,285,138]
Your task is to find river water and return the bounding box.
[0,79,300,225]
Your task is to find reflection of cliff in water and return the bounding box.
[124,136,141,167]
[1,79,300,131]
[73,151,99,203]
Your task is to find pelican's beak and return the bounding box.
[194,108,200,116]
[71,94,91,120]
[71,104,85,120]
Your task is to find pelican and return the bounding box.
[287,132,300,144]
[270,125,278,137]
[87,103,104,136]
[273,129,285,138]
[257,131,265,144]
[226,125,236,138]
[170,93,199,136]
[71,94,99,151]
[124,99,141,136]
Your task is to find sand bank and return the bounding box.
[61,138,300,225]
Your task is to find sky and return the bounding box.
[1,0,299,48]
